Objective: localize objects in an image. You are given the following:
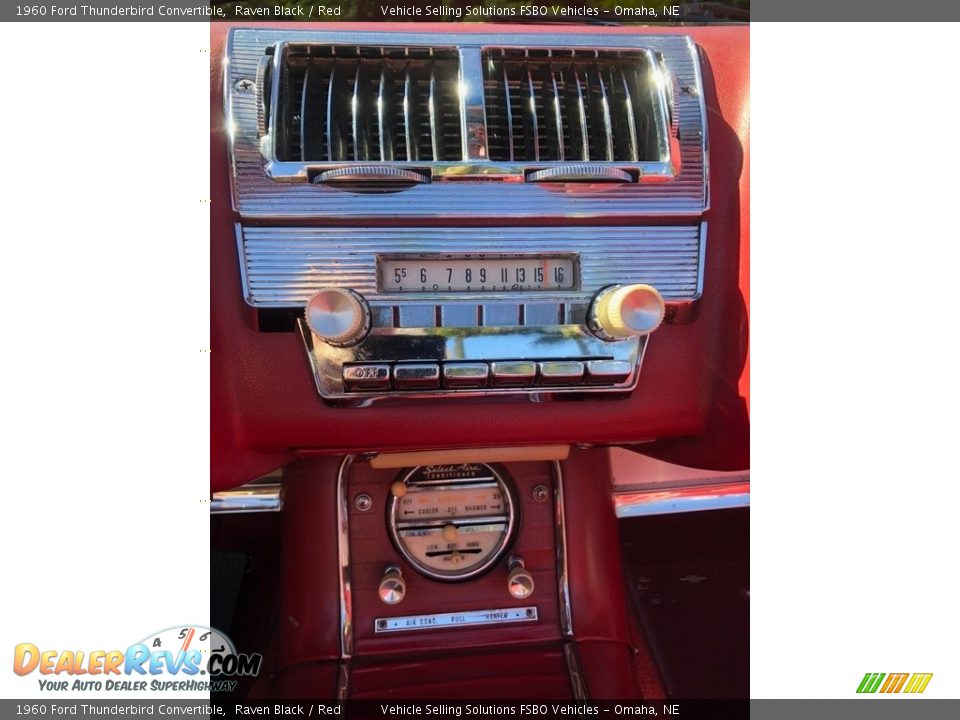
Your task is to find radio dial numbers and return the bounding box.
[379,256,576,293]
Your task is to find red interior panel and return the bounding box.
[210,23,750,489]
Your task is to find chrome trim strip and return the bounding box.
[563,643,589,700]
[553,460,573,638]
[696,220,708,301]
[336,455,356,658]
[428,64,441,161]
[222,30,239,213]
[614,478,750,518]
[374,606,538,633]
[689,36,711,213]
[336,662,349,701]
[210,483,282,514]
[459,47,488,161]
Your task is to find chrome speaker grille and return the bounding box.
[225,28,708,218]
[275,47,462,163]
[483,49,671,164]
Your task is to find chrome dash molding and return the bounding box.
[374,606,538,633]
[225,28,708,219]
[210,483,282,514]
[337,455,356,658]
[553,460,573,638]
[614,476,750,518]
[563,642,589,700]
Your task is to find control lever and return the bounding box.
[506,556,535,599]
[378,565,406,605]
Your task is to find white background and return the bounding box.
[0,21,958,700]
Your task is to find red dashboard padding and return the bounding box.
[279,458,344,670]
[562,450,631,647]
[210,24,750,491]
[577,641,641,699]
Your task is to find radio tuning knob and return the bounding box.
[507,556,535,599]
[378,565,406,605]
[304,288,371,347]
[588,284,666,341]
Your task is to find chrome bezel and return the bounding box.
[224,28,708,219]
[386,463,519,582]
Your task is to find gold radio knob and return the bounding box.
[589,284,666,340]
[304,288,370,347]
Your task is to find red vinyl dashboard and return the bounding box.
[210,23,750,492]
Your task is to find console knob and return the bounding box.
[507,556,535,599]
[378,565,406,605]
[304,288,370,347]
[588,284,665,340]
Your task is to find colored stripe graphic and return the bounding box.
[880,673,909,693]
[904,673,933,694]
[858,672,933,694]
[856,673,885,693]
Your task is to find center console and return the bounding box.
[276,448,637,699]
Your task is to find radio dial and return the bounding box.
[589,284,666,340]
[304,288,371,347]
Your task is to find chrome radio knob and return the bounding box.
[378,565,406,605]
[304,288,370,347]
[507,557,535,599]
[588,284,665,340]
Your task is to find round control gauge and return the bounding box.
[387,463,519,582]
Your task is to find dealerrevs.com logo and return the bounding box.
[13,625,261,693]
[857,672,933,694]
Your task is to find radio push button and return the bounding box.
[443,363,489,389]
[538,361,585,385]
[585,360,633,385]
[393,364,440,390]
[490,361,537,387]
[343,364,391,391]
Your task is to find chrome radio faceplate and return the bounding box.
[237,223,706,405]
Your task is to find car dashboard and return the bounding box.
[210,21,749,701]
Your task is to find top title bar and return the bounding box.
[4,1,753,23]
